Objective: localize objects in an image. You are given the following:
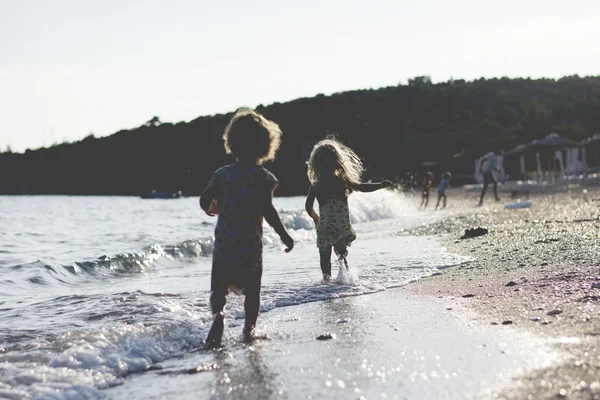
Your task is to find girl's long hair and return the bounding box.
[306,137,364,190]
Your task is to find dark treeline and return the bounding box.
[1,75,599,196]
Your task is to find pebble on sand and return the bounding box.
[317,333,336,341]
[505,281,518,287]
[461,227,489,239]
[547,309,563,316]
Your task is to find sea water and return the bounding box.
[0,191,470,399]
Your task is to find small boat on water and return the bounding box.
[141,189,183,199]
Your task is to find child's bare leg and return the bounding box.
[334,245,349,270]
[443,193,447,208]
[243,288,261,342]
[435,194,441,209]
[424,195,429,208]
[206,291,226,348]
[319,247,332,279]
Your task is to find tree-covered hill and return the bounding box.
[1,75,598,196]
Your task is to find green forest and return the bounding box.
[1,75,598,196]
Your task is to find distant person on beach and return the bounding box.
[304,138,391,280]
[199,109,294,348]
[435,172,451,209]
[479,151,501,205]
[420,171,433,209]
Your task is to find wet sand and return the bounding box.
[405,186,600,399]
[106,289,563,400]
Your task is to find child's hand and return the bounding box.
[381,180,393,188]
[205,200,218,216]
[281,233,294,253]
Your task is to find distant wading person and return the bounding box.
[304,138,391,280]
[420,171,433,209]
[435,172,451,209]
[200,109,294,348]
[479,151,501,205]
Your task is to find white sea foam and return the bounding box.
[335,257,360,286]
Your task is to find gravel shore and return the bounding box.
[405,186,600,399]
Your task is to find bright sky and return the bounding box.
[1,0,599,152]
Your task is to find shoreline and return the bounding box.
[106,287,565,400]
[104,189,600,399]
[405,187,600,399]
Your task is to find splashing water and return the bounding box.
[335,256,360,286]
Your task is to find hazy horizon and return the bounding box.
[2,0,599,152]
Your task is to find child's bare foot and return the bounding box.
[242,327,255,343]
[205,312,224,349]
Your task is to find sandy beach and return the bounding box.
[100,187,599,400]
[406,186,600,399]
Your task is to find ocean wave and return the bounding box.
[277,189,408,231]
[0,319,207,400]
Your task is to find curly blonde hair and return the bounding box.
[222,108,282,164]
[306,137,364,189]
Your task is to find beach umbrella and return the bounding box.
[528,133,579,151]
[506,133,579,157]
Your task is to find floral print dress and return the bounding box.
[315,189,356,250]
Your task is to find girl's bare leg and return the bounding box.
[319,247,332,279]
[334,245,349,270]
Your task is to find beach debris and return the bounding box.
[490,322,499,325]
[547,309,563,316]
[336,319,349,324]
[502,320,513,325]
[534,238,560,244]
[531,316,542,322]
[446,307,453,310]
[462,294,475,298]
[316,333,336,341]
[505,281,518,287]
[461,227,488,239]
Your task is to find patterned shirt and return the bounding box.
[206,164,278,272]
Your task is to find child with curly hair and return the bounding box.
[200,109,294,348]
[304,138,391,280]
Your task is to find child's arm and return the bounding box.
[353,180,392,193]
[199,179,218,216]
[263,185,294,252]
[304,186,319,226]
